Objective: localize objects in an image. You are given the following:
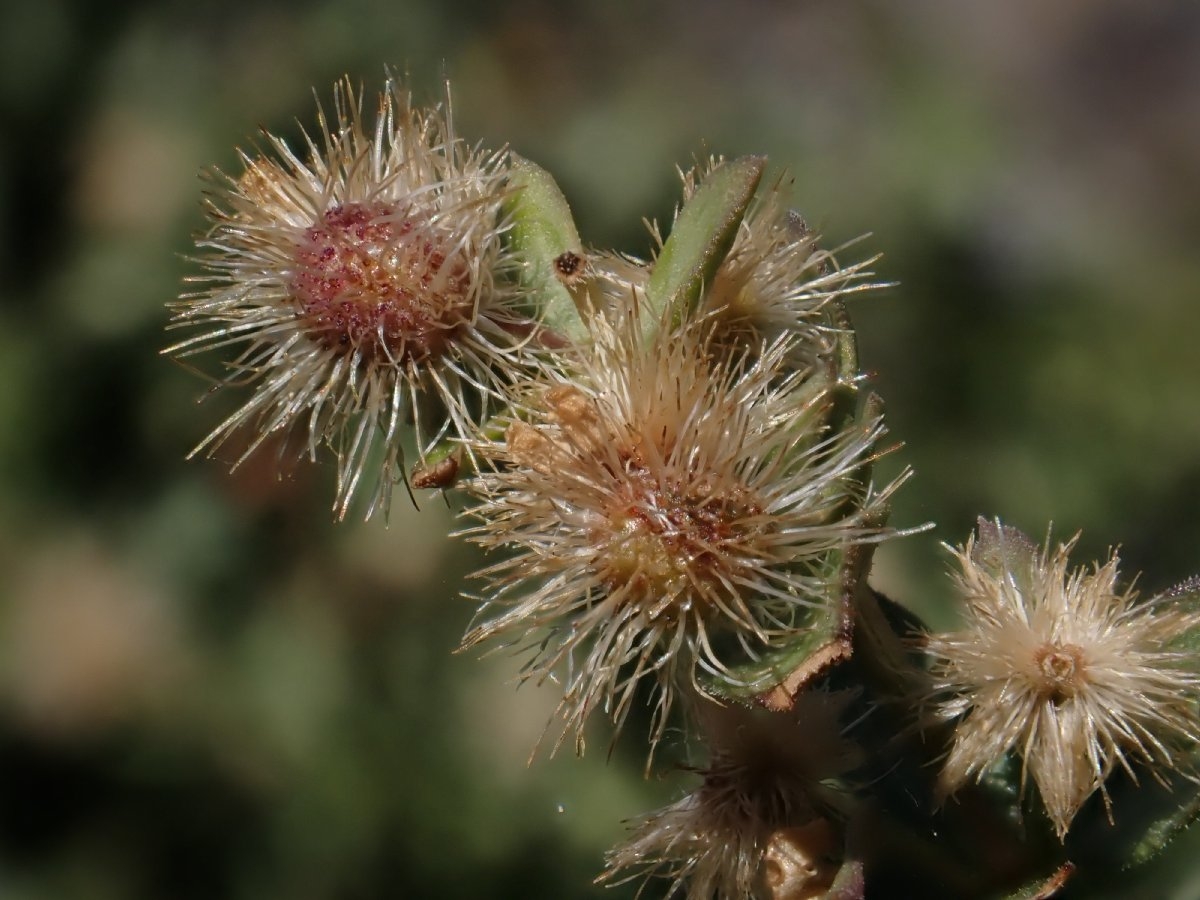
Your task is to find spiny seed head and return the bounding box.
[675,158,884,366]
[165,74,531,519]
[291,201,474,362]
[924,518,1200,839]
[459,312,904,757]
[601,690,861,900]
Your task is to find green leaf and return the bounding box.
[1053,748,1200,888]
[645,155,766,335]
[503,154,589,342]
[1120,786,1200,870]
[1083,752,1200,871]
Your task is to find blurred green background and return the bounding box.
[2,1,1200,897]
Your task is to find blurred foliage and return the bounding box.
[2,0,1200,897]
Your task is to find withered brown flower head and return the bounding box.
[602,690,862,900]
[925,519,1200,838]
[165,75,528,519]
[460,313,903,756]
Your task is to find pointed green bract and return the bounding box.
[830,299,859,382]
[824,304,864,437]
[503,154,589,341]
[646,155,766,334]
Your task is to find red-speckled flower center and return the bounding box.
[291,202,474,362]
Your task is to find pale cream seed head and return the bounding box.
[925,520,1200,839]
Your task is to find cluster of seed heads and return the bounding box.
[166,75,1200,899]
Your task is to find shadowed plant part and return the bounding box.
[923,519,1200,839]
[164,74,534,519]
[458,312,905,757]
[601,690,863,899]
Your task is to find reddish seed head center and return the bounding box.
[290,203,474,361]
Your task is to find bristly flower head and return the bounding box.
[602,690,862,899]
[459,312,904,756]
[671,158,885,366]
[924,518,1200,838]
[165,74,530,519]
